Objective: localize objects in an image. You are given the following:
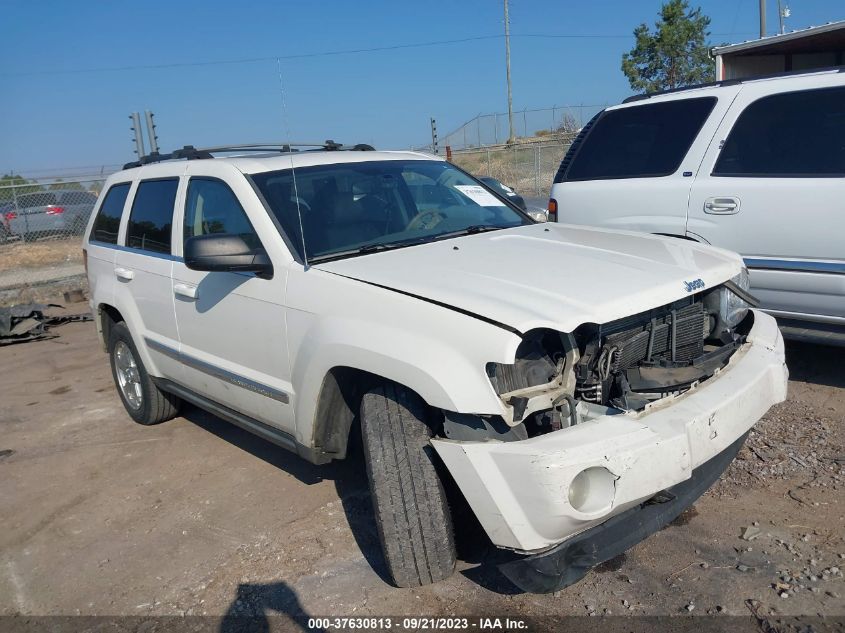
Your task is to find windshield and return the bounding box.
[251,159,530,262]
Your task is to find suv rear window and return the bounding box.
[559,97,716,181]
[713,86,845,177]
[126,179,178,254]
[90,183,130,244]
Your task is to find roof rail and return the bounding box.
[621,65,844,104]
[122,140,376,170]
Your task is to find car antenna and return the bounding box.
[277,57,309,269]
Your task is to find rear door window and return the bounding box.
[560,97,717,181]
[126,179,178,254]
[90,183,130,244]
[17,192,58,208]
[713,86,845,177]
[59,191,98,206]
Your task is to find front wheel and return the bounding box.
[108,321,181,425]
[360,382,456,587]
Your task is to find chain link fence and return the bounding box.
[448,135,575,198]
[0,176,110,306]
[429,104,607,152]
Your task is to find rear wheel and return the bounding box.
[360,382,456,587]
[108,321,181,425]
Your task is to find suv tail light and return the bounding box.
[4,211,16,221]
[46,205,65,215]
[82,248,88,275]
[547,199,558,222]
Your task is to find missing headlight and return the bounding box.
[487,329,579,427]
[704,268,757,336]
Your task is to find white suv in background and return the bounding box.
[84,143,786,593]
[549,69,845,345]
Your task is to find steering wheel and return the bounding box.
[291,197,311,214]
[407,209,445,231]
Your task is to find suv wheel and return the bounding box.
[108,321,181,425]
[360,382,456,587]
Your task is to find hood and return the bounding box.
[314,223,742,334]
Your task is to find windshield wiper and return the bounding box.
[310,239,424,263]
[430,225,507,242]
[465,224,505,234]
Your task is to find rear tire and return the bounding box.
[108,321,181,425]
[360,382,456,587]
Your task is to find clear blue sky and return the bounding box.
[1,0,842,175]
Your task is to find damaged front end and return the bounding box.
[486,272,756,434]
[430,271,787,591]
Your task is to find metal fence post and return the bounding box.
[486,149,491,175]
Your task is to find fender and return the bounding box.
[284,266,522,448]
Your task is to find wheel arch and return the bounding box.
[310,366,382,461]
[96,302,125,351]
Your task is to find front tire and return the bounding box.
[108,321,181,425]
[360,382,456,587]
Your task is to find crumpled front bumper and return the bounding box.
[431,309,788,553]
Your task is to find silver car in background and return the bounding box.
[8,190,98,241]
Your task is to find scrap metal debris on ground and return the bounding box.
[0,303,92,346]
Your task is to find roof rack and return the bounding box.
[122,140,376,170]
[621,65,844,103]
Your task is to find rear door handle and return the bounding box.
[174,283,199,300]
[114,267,134,281]
[704,197,739,214]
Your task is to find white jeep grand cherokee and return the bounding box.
[83,142,787,592]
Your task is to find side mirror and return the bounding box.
[184,234,273,278]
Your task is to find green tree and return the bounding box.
[621,0,715,94]
[0,173,41,203]
[48,178,83,191]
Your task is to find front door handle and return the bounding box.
[704,197,740,214]
[114,267,134,281]
[174,283,199,300]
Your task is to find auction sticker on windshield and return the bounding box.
[453,185,504,207]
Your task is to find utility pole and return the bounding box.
[504,0,515,144]
[759,0,767,37]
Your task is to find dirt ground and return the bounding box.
[0,239,83,274]
[0,316,843,626]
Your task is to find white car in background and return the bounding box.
[84,143,786,593]
[549,69,845,346]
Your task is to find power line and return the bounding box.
[0,33,667,78]
[2,31,761,78]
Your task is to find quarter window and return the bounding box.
[561,97,717,181]
[184,178,260,250]
[126,179,178,254]
[714,86,845,177]
[90,183,130,244]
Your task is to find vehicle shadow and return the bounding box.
[219,580,323,632]
[182,405,520,594]
[181,405,392,585]
[784,340,845,389]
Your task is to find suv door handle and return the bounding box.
[704,197,739,214]
[174,283,199,300]
[114,267,134,281]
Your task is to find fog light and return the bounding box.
[568,467,617,514]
